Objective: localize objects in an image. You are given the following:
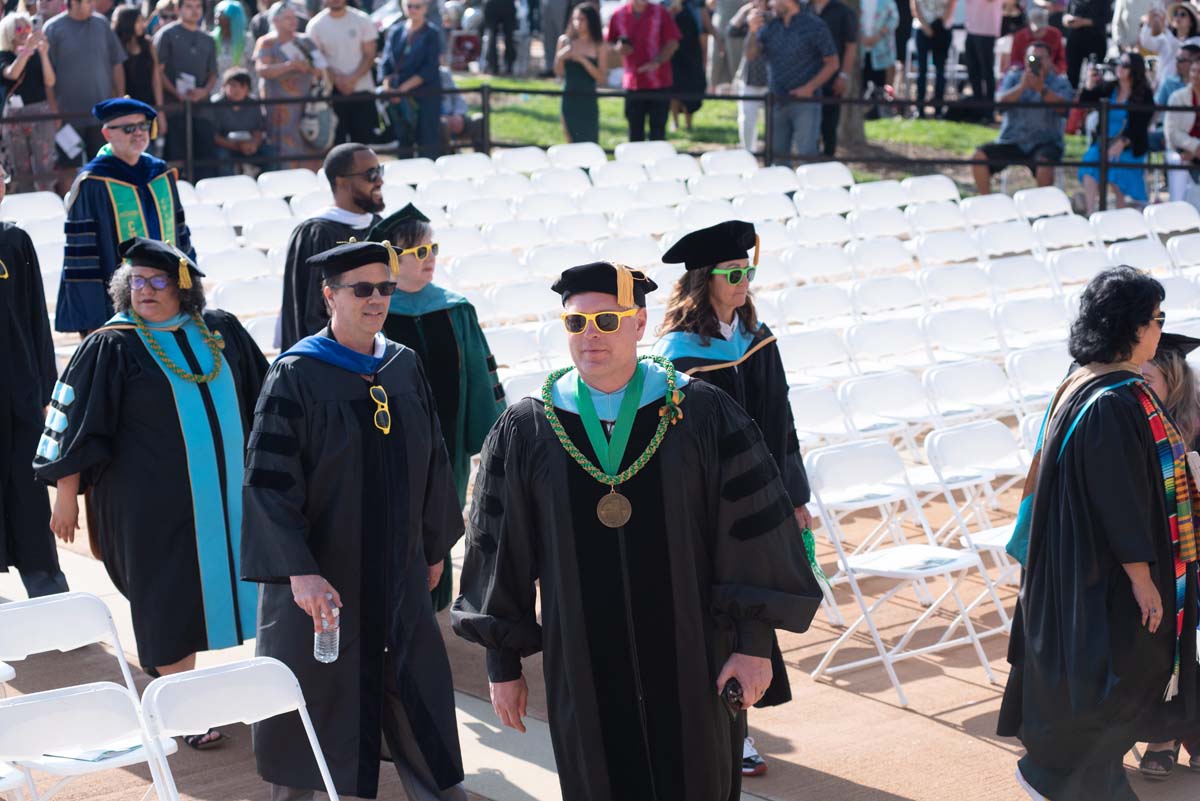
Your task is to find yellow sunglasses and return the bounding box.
[397,242,439,261]
[561,308,639,335]
[369,385,390,435]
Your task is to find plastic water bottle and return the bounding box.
[313,595,340,664]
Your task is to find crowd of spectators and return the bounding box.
[7,0,1200,204]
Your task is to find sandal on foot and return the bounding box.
[183,728,226,750]
[1141,743,1181,780]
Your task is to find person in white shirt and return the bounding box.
[1165,57,1200,199]
[305,0,377,143]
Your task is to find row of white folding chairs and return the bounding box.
[0,592,338,801]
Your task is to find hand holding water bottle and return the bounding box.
[290,574,342,631]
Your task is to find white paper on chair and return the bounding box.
[55,124,84,160]
[43,739,141,763]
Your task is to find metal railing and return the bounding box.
[2,85,1192,210]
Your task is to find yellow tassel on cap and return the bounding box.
[752,234,761,268]
[615,263,635,309]
[177,256,192,290]
[383,240,400,279]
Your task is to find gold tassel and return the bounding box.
[151,118,159,139]
[753,234,760,267]
[177,257,192,290]
[615,263,634,308]
[383,240,400,279]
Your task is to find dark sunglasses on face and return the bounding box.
[711,265,757,285]
[1152,312,1167,326]
[130,274,172,291]
[105,120,154,135]
[329,280,398,298]
[369,385,391,434]
[343,166,383,182]
[1176,9,1191,17]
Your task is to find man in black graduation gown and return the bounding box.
[452,262,824,801]
[0,162,67,598]
[242,242,466,801]
[278,143,385,350]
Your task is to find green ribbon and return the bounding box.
[574,363,647,477]
[802,528,829,588]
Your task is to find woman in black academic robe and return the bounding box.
[998,267,1190,801]
[652,220,811,777]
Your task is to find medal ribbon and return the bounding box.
[574,363,646,476]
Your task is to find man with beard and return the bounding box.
[278,143,385,350]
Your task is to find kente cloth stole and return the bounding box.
[1132,382,1200,700]
[103,172,177,244]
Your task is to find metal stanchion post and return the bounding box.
[1097,97,1109,212]
[184,100,195,183]
[481,85,492,153]
[764,96,774,166]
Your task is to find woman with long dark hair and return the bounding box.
[554,3,605,143]
[1140,1,1200,89]
[113,7,165,112]
[652,220,811,780]
[1077,51,1153,213]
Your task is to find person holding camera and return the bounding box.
[606,0,682,141]
[971,39,1073,194]
[1077,52,1152,213]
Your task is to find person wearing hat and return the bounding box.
[652,219,811,778]
[372,203,505,611]
[0,159,67,600]
[452,261,823,801]
[54,97,195,336]
[1137,330,1200,780]
[33,237,266,748]
[242,241,466,801]
[279,142,384,350]
[1140,1,1200,90]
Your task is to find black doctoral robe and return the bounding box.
[241,334,465,799]
[32,310,267,667]
[997,370,1181,801]
[0,222,58,576]
[453,378,824,801]
[279,215,380,351]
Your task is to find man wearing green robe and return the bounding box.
[372,204,506,611]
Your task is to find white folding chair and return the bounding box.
[788,214,854,246]
[773,328,858,384]
[501,368,551,401]
[918,264,991,309]
[776,284,855,330]
[1005,342,1070,411]
[793,186,855,217]
[487,280,558,323]
[242,217,301,251]
[1032,213,1097,252]
[901,174,960,205]
[846,236,913,276]
[754,220,793,254]
[593,234,662,268]
[243,314,279,356]
[1090,207,1153,244]
[546,142,607,171]
[195,175,260,205]
[530,166,593,194]
[961,193,1021,227]
[474,172,533,199]
[257,168,319,199]
[1013,186,1071,220]
[416,178,476,208]
[490,146,551,174]
[844,317,935,373]
[806,440,1005,706]
[448,250,523,289]
[223,197,291,228]
[181,202,225,228]
[549,212,611,243]
[435,151,496,179]
[838,370,941,454]
[209,276,282,317]
[587,161,648,189]
[142,658,340,801]
[788,384,858,447]
[922,308,1006,360]
[1168,232,1200,274]
[1159,275,1200,320]
[850,275,925,319]
[198,246,272,282]
[482,325,542,369]
[974,220,1039,259]
[986,255,1058,299]
[522,242,592,279]
[850,179,910,211]
[576,186,638,216]
[0,192,64,225]
[288,188,334,219]
[634,179,689,208]
[902,200,969,235]
[384,157,438,185]
[923,358,1022,421]
[732,192,796,222]
[449,198,514,231]
[614,140,677,166]
[1048,246,1108,288]
[699,149,759,176]
[187,224,237,254]
[174,181,198,207]
[437,225,489,261]
[782,244,855,283]
[645,154,702,182]
[994,297,1069,349]
[848,207,911,240]
[1019,410,1045,454]
[381,183,418,213]
[484,219,551,252]
[515,191,580,221]
[1145,200,1200,237]
[916,230,983,268]
[0,760,25,800]
[746,166,801,194]
[1108,238,1173,275]
[675,197,736,229]
[610,205,679,237]
[796,161,855,189]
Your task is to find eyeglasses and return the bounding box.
[341,166,383,183]
[1175,9,1191,17]
[105,120,154,135]
[710,265,757,285]
[1152,312,1167,327]
[1118,60,1132,68]
[561,307,639,334]
[329,280,398,298]
[369,385,391,435]
[130,274,172,291]
[397,242,439,261]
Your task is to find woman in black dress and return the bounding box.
[669,0,706,131]
[113,7,165,126]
